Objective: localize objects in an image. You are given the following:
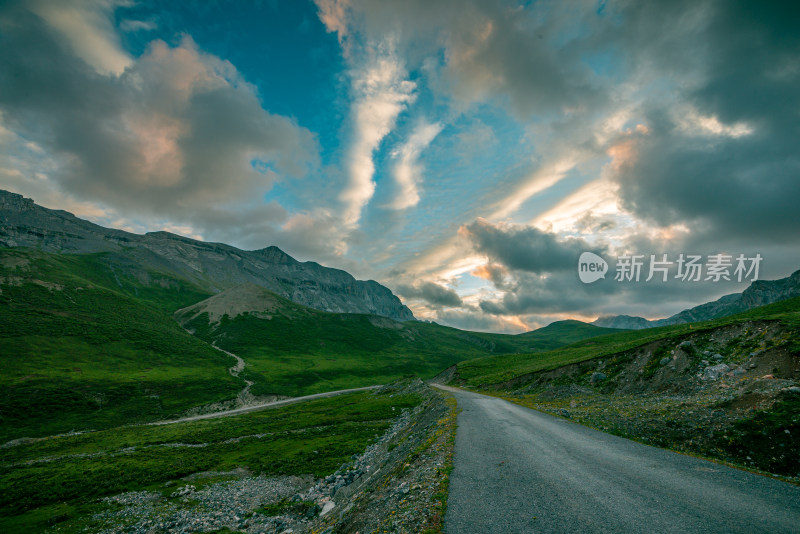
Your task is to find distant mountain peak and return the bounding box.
[252,245,296,264]
[592,270,800,329]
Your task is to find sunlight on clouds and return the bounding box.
[159,224,204,241]
[436,253,487,281]
[471,263,508,283]
[134,38,235,102]
[341,44,416,226]
[0,168,23,178]
[606,139,638,172]
[489,155,577,220]
[532,177,620,235]
[387,120,443,210]
[29,0,132,76]
[2,0,795,332]
[677,108,754,138]
[505,315,530,332]
[121,113,185,187]
[314,0,351,44]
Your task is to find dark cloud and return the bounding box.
[396,281,463,308]
[609,0,800,243]
[471,263,509,289]
[432,308,522,334]
[478,255,765,319]
[479,271,611,316]
[460,217,599,274]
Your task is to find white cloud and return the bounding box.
[0,7,321,255]
[341,44,416,227]
[677,108,754,138]
[28,0,133,76]
[532,177,621,235]
[488,154,578,220]
[387,120,443,210]
[119,18,156,33]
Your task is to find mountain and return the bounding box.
[174,283,531,396]
[0,248,241,441]
[593,270,800,330]
[0,189,414,321]
[0,245,614,439]
[592,314,660,330]
[515,320,625,351]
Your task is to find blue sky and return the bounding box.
[1,0,798,332]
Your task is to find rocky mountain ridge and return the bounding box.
[593,270,800,330]
[0,189,414,321]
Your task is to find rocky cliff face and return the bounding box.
[593,270,800,330]
[0,190,415,321]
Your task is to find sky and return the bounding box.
[1,0,799,333]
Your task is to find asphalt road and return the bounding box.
[436,385,800,534]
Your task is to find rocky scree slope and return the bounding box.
[0,190,414,321]
[74,381,456,534]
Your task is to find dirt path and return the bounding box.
[211,342,255,405]
[149,386,381,426]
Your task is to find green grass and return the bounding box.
[0,246,623,439]
[715,394,800,476]
[184,311,533,397]
[455,296,800,387]
[0,249,239,441]
[179,290,624,398]
[0,390,421,533]
[515,320,625,351]
[184,310,489,396]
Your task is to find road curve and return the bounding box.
[435,385,800,534]
[149,385,381,426]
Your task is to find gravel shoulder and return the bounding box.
[47,381,458,534]
[438,385,800,534]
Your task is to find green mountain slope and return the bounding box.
[515,319,624,351]
[450,298,800,481]
[452,296,800,388]
[175,284,527,396]
[176,284,621,397]
[0,246,625,439]
[0,249,240,441]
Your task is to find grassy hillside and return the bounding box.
[176,285,623,397]
[455,297,800,481]
[0,388,420,533]
[515,319,624,351]
[0,249,239,441]
[0,246,628,439]
[179,306,505,397]
[455,296,800,387]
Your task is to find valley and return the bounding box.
[1,193,798,532]
[0,245,605,443]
